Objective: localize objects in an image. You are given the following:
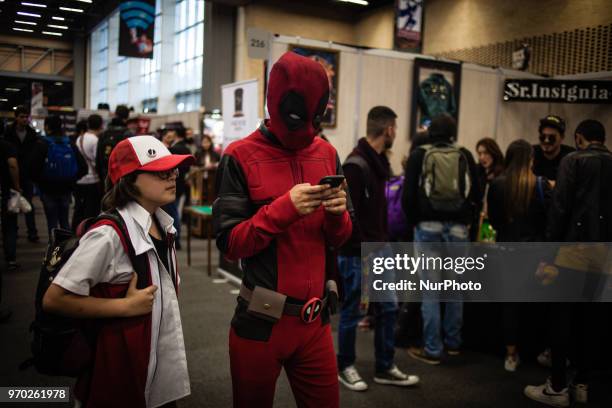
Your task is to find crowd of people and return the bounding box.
[0,105,221,275]
[338,108,610,408]
[0,51,609,408]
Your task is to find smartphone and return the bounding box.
[318,175,345,188]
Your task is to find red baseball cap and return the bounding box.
[108,135,194,184]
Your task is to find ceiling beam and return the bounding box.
[0,70,73,82]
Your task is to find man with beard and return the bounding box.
[213,51,352,408]
[533,115,575,182]
[337,106,420,391]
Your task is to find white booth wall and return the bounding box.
[269,36,612,175]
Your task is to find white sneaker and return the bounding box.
[504,354,520,372]
[524,379,569,408]
[373,365,420,387]
[338,365,368,391]
[570,383,588,404]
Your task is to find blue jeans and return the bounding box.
[337,255,398,373]
[40,193,71,235]
[414,221,469,357]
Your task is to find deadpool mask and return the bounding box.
[266,52,330,150]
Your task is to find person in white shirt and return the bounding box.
[72,114,104,229]
[43,135,194,408]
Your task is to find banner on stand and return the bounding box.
[395,0,424,52]
[221,79,259,148]
[119,0,156,59]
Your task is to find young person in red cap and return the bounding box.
[43,135,194,408]
[213,51,352,408]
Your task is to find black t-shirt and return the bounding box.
[532,144,575,181]
[150,233,170,274]
[0,139,17,196]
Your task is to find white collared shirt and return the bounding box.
[53,201,190,408]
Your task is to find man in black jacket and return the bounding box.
[402,113,480,365]
[525,120,611,407]
[532,115,575,181]
[3,105,39,242]
[337,106,419,391]
[96,105,132,182]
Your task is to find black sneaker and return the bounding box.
[27,235,40,243]
[7,261,20,271]
[407,347,441,365]
[338,365,368,391]
[446,347,461,356]
[374,365,419,387]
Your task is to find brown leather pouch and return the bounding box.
[246,286,287,323]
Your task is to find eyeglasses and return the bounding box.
[152,168,179,180]
[539,133,559,144]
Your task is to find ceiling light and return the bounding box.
[17,11,41,17]
[12,27,34,32]
[54,82,63,86]
[15,20,37,25]
[48,24,68,29]
[6,88,21,92]
[21,2,47,7]
[59,7,83,12]
[51,16,65,20]
[74,0,92,3]
[337,0,369,5]
[42,31,62,36]
[0,99,8,102]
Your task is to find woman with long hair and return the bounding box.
[487,139,551,372]
[195,134,220,169]
[475,138,504,242]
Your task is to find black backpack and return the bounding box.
[21,212,149,377]
[96,126,130,182]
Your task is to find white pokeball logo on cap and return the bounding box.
[147,148,156,158]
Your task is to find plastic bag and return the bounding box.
[8,189,20,214]
[7,189,32,214]
[19,194,32,213]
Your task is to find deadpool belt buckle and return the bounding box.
[300,297,323,324]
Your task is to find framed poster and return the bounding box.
[289,45,339,128]
[410,58,462,140]
[395,0,424,52]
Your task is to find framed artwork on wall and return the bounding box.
[289,45,340,128]
[410,58,462,139]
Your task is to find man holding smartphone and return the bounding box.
[337,106,419,391]
[214,51,352,408]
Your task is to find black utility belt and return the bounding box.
[239,285,328,324]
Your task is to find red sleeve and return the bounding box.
[224,191,302,260]
[323,210,352,249]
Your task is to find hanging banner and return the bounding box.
[31,82,44,116]
[221,79,259,148]
[395,0,424,52]
[503,80,612,104]
[118,0,156,59]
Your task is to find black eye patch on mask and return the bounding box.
[312,91,329,130]
[279,91,308,131]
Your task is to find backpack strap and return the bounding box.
[344,155,372,199]
[86,212,151,289]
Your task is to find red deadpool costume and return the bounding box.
[213,51,352,408]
